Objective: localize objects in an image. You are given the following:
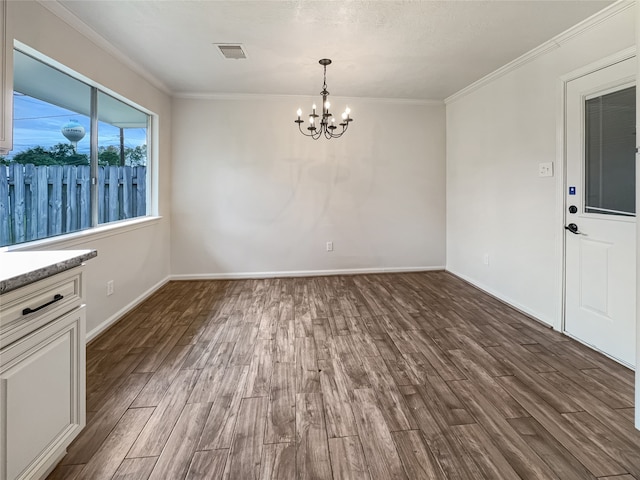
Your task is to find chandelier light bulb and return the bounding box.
[345,106,351,115]
[312,104,317,112]
[325,101,331,110]
[341,112,347,120]
[309,116,314,124]
[297,108,302,117]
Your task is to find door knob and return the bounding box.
[565,223,586,235]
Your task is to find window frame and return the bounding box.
[2,41,158,250]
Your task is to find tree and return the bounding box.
[8,143,146,167]
[125,145,147,166]
[98,145,120,166]
[49,143,89,165]
[12,144,89,166]
[13,146,59,165]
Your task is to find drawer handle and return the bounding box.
[22,294,64,315]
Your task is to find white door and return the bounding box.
[565,57,636,368]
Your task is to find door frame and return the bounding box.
[556,47,636,356]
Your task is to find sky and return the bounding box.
[8,92,147,158]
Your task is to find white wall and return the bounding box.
[446,4,635,326]
[7,1,172,337]
[171,96,445,277]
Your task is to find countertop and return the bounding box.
[0,250,98,294]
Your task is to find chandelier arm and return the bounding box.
[326,128,344,139]
[309,123,322,140]
[324,117,351,138]
[298,122,324,139]
[297,123,315,137]
[324,121,345,138]
[335,124,349,138]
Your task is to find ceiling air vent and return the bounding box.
[216,44,247,60]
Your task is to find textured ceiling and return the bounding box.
[56,0,614,100]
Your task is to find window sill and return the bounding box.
[2,216,163,252]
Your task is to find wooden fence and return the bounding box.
[0,164,146,246]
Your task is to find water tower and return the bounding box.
[61,119,85,149]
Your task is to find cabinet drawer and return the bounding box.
[0,268,83,348]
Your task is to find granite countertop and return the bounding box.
[0,250,98,294]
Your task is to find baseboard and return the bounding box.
[170,265,445,281]
[86,275,171,342]
[445,268,553,327]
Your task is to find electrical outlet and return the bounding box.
[538,162,553,177]
[326,241,333,252]
[106,280,114,296]
[483,254,490,266]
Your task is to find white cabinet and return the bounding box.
[0,267,86,480]
[0,0,12,154]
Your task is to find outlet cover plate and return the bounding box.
[539,162,553,177]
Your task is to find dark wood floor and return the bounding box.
[46,271,640,480]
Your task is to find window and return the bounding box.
[584,86,636,216]
[0,48,151,247]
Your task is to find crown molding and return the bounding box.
[173,91,444,106]
[445,0,635,105]
[36,0,172,95]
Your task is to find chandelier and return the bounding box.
[295,59,353,139]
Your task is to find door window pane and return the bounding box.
[585,86,636,216]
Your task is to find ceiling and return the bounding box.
[56,0,614,100]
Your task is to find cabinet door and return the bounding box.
[0,307,86,480]
[0,0,12,154]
